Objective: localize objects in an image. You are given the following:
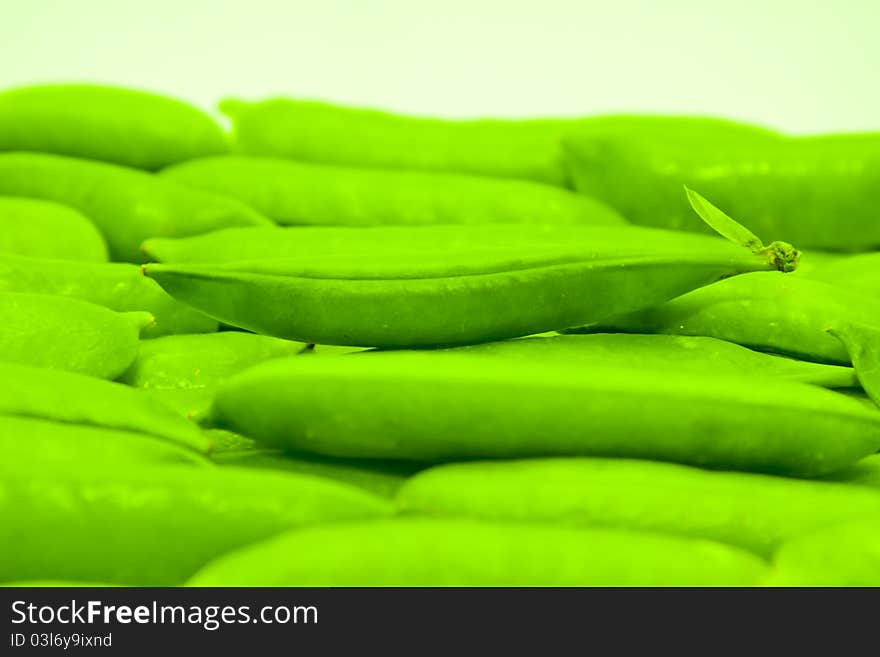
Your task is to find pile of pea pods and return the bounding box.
[2,83,880,587]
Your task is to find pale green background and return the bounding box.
[1,0,877,133]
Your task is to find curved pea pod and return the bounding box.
[822,455,880,491]
[187,518,767,586]
[119,332,307,419]
[221,97,776,186]
[160,155,624,227]
[583,272,880,365]
[806,252,880,298]
[766,521,880,586]
[142,223,631,264]
[0,292,149,379]
[564,134,880,251]
[0,196,107,261]
[0,465,391,585]
[0,415,210,469]
[214,449,426,498]
[0,84,228,170]
[144,223,797,348]
[447,334,858,388]
[0,254,216,337]
[0,362,210,451]
[0,153,271,262]
[396,458,880,557]
[211,351,880,475]
[827,321,880,407]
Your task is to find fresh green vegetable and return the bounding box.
[0,152,270,262]
[0,464,391,585]
[806,252,880,298]
[187,518,768,586]
[161,155,624,226]
[0,84,228,169]
[0,254,216,337]
[0,415,210,469]
[445,333,858,388]
[396,458,880,557]
[210,351,879,475]
[0,361,210,451]
[580,272,880,365]
[828,321,880,406]
[564,133,880,251]
[0,292,149,379]
[119,332,307,419]
[767,520,880,586]
[221,97,775,186]
[0,196,107,261]
[214,449,425,498]
[144,217,798,348]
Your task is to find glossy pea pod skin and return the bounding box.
[143,223,643,264]
[563,133,880,251]
[0,254,217,337]
[119,332,308,419]
[210,351,880,475]
[0,464,391,585]
[144,224,792,348]
[396,459,880,558]
[213,449,427,499]
[0,362,210,451]
[0,415,210,469]
[221,98,776,187]
[187,518,767,587]
[0,292,150,379]
[581,271,880,365]
[0,84,229,170]
[0,196,107,261]
[766,521,880,586]
[445,333,858,388]
[0,153,271,262]
[160,155,625,227]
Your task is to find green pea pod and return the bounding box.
[580,272,880,365]
[827,321,880,406]
[160,155,624,227]
[766,521,880,586]
[221,97,775,186]
[806,252,880,298]
[0,292,149,379]
[564,133,880,251]
[0,153,270,262]
[210,351,879,475]
[0,362,210,451]
[395,458,880,557]
[187,518,767,586]
[120,332,307,389]
[119,332,307,419]
[0,196,107,261]
[0,415,210,469]
[0,84,228,170]
[214,449,426,498]
[0,254,216,337]
[444,334,858,388]
[142,223,634,264]
[144,222,797,348]
[821,454,880,491]
[0,464,390,585]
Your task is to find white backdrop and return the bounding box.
[1,0,877,133]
